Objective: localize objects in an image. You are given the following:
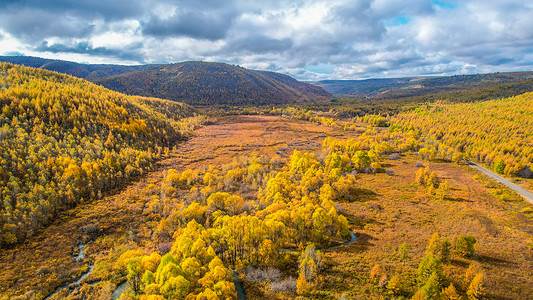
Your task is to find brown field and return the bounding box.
[174,115,349,168]
[1,115,532,299]
[320,155,533,299]
[0,115,351,299]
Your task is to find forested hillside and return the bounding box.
[91,61,331,106]
[393,93,533,177]
[0,63,204,247]
[275,91,533,179]
[314,71,533,97]
[0,56,154,79]
[0,57,331,106]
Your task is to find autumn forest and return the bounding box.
[0,59,532,300]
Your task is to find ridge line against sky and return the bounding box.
[0,0,532,80]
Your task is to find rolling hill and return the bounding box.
[313,71,533,97]
[0,56,331,106]
[0,55,154,79]
[91,61,331,106]
[0,62,202,247]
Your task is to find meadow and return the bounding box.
[2,112,532,300]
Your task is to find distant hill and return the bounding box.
[0,55,154,79]
[0,56,331,106]
[313,72,533,97]
[92,61,331,106]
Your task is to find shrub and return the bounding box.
[244,267,281,283]
[440,283,461,300]
[370,264,383,282]
[467,273,484,300]
[493,158,505,174]
[388,153,401,160]
[270,277,297,292]
[417,254,442,286]
[455,234,477,258]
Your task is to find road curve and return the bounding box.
[466,160,533,205]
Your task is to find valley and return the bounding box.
[1,113,532,299]
[2,0,533,298]
[0,115,353,299]
[0,61,531,300]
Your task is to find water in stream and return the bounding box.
[232,270,247,300]
[49,231,358,299]
[44,242,93,300]
[112,281,128,299]
[76,243,84,261]
[327,230,358,249]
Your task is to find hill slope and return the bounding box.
[314,71,533,97]
[92,61,331,106]
[0,62,201,246]
[0,55,153,79]
[0,56,331,106]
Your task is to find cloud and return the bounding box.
[0,0,147,21]
[0,8,95,41]
[141,12,234,40]
[4,51,25,57]
[141,1,238,40]
[224,35,293,54]
[35,40,144,61]
[0,0,532,79]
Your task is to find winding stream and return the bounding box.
[325,230,358,250]
[113,281,128,299]
[232,270,247,300]
[44,243,94,300]
[46,231,358,300]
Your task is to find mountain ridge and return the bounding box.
[312,71,533,97]
[91,61,331,106]
[0,56,331,106]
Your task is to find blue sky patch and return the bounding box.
[305,64,335,74]
[433,0,456,9]
[386,16,411,27]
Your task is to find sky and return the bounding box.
[0,0,532,80]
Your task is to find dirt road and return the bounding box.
[466,160,533,205]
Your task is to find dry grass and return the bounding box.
[1,115,532,299]
[319,155,533,299]
[172,115,350,169]
[0,115,351,299]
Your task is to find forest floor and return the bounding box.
[314,155,533,299]
[0,115,351,300]
[1,115,532,300]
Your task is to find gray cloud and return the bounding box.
[224,35,293,54]
[0,8,95,41]
[141,0,238,40]
[142,13,233,40]
[36,40,144,61]
[0,0,147,21]
[0,0,532,79]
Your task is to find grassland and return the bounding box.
[319,154,533,299]
[1,115,532,300]
[0,115,353,299]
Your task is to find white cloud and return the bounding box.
[0,0,532,79]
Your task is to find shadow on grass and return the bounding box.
[344,214,384,228]
[444,196,473,203]
[340,188,379,203]
[450,259,470,268]
[475,254,514,267]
